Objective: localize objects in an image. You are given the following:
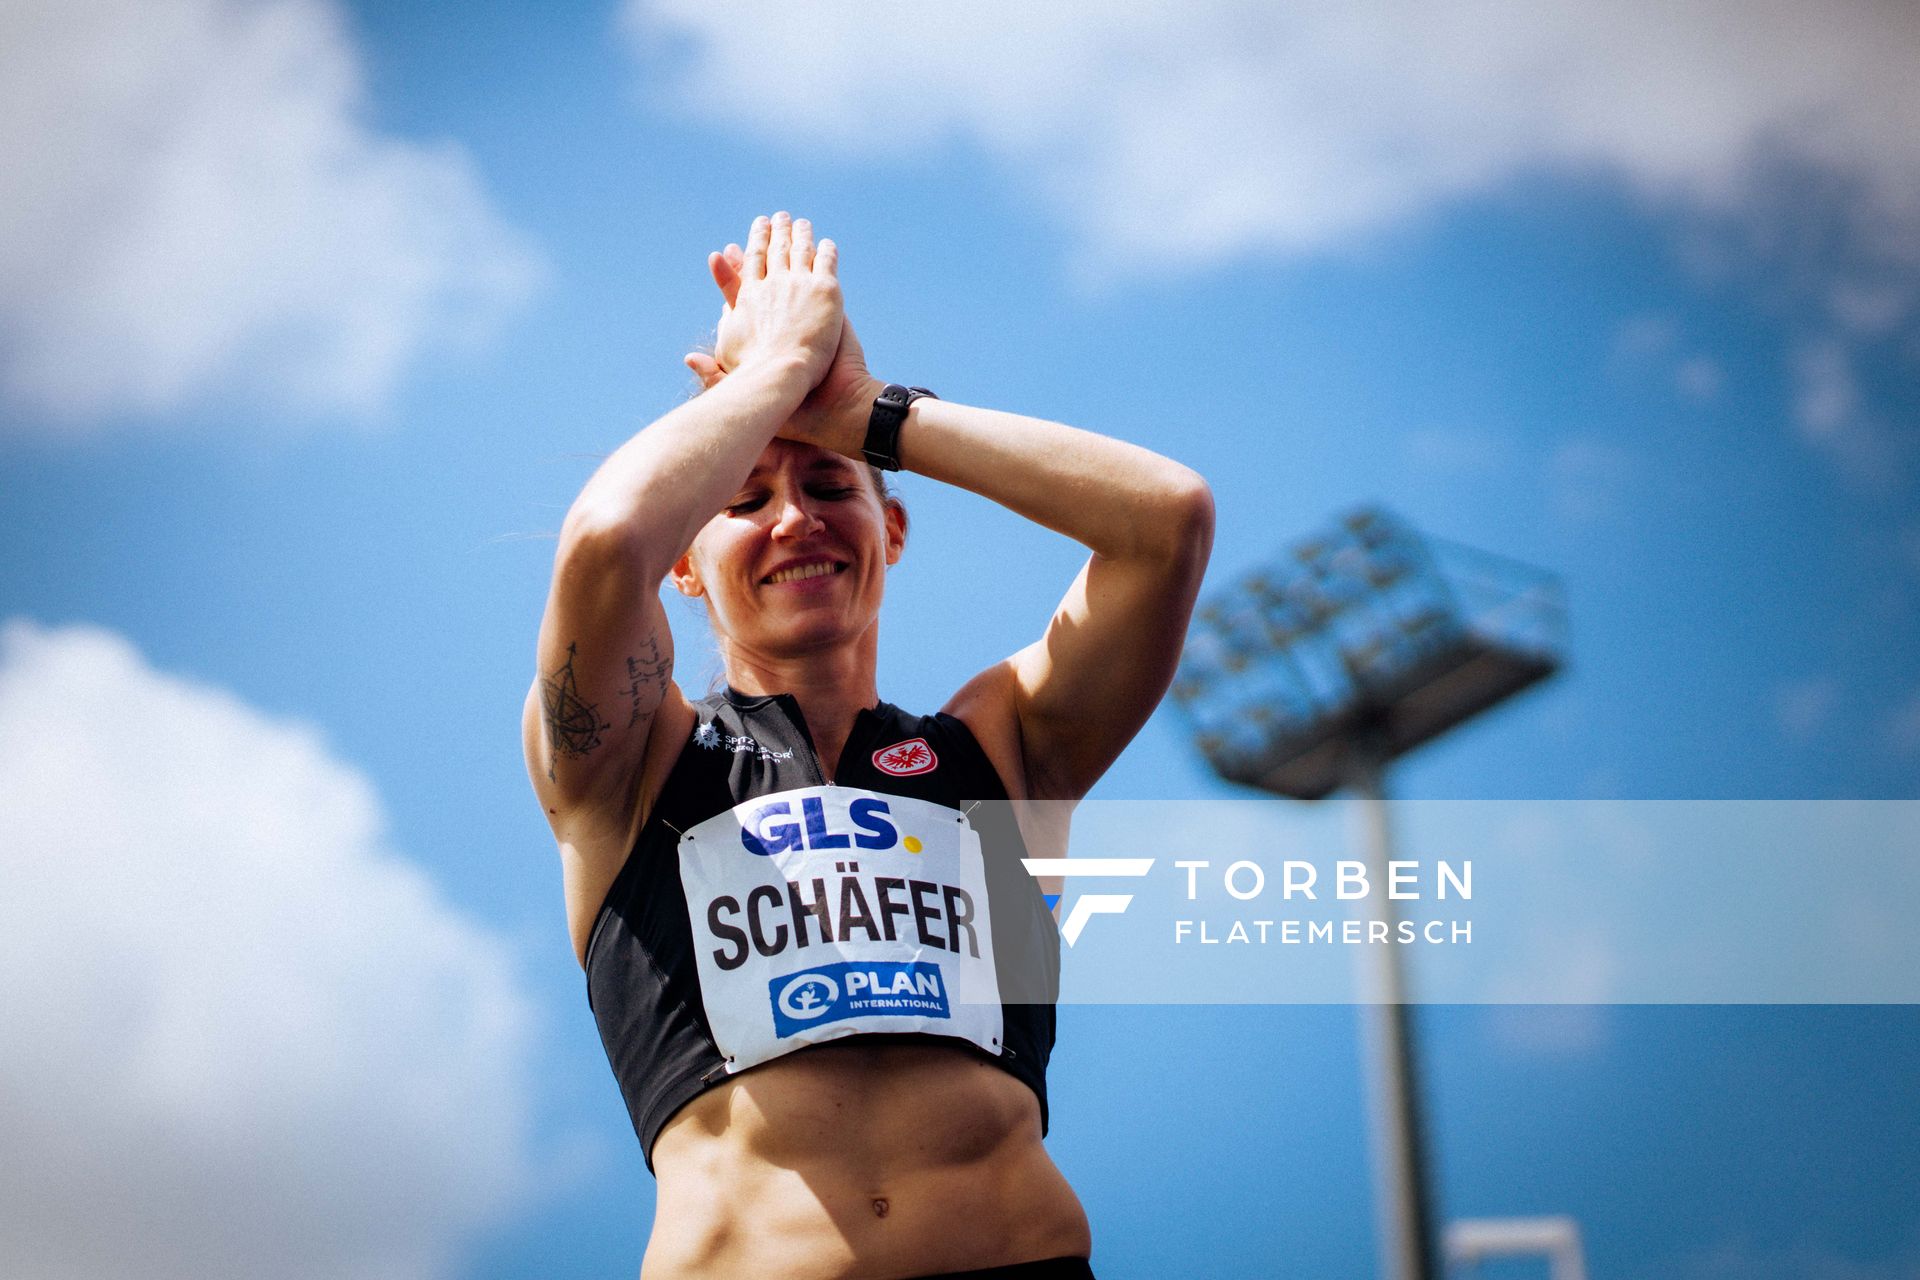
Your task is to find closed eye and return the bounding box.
[726,484,856,515]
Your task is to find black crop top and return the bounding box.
[584,686,1060,1171]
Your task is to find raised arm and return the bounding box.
[524,213,843,833]
[903,397,1213,801]
[688,243,1213,804]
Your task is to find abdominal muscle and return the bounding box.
[642,1040,1091,1280]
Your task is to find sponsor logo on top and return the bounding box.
[873,737,937,776]
[739,795,899,856]
[769,960,951,1037]
[693,719,795,763]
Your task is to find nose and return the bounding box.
[770,491,824,539]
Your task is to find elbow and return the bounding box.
[558,502,636,563]
[557,502,672,584]
[1146,467,1215,573]
[560,493,629,543]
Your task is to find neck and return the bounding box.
[721,628,882,774]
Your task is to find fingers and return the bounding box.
[743,215,770,281]
[707,250,741,307]
[767,211,792,274]
[684,352,725,389]
[730,212,832,285]
[790,217,814,272]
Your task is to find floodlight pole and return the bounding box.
[1174,506,1566,1280]
[1348,742,1441,1280]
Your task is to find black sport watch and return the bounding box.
[862,383,937,472]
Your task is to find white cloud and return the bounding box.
[0,0,540,427]
[1793,342,1859,428]
[1887,689,1920,756]
[1788,338,1912,487]
[1610,314,1727,404]
[1479,1005,1612,1059]
[0,619,537,1279]
[1827,280,1915,337]
[1674,355,1724,403]
[1772,675,1839,740]
[1612,313,1682,361]
[1399,424,1514,477]
[1548,437,1637,524]
[624,0,1920,269]
[626,0,1918,487]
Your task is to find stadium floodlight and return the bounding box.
[1172,506,1567,1280]
[1173,506,1566,800]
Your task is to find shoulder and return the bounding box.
[937,662,1028,804]
[553,682,702,970]
[577,688,709,867]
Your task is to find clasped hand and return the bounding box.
[683,211,880,456]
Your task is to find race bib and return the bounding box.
[678,785,1005,1075]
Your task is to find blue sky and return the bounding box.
[2,1,1917,1277]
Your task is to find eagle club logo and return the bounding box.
[872,737,937,776]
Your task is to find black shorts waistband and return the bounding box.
[914,1257,1095,1280]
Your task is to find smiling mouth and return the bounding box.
[763,561,848,586]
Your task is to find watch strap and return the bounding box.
[862,383,937,472]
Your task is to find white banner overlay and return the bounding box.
[979,800,1920,1004]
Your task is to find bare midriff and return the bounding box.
[642,1041,1090,1280]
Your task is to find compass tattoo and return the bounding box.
[541,642,610,780]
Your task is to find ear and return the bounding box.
[882,498,908,567]
[669,551,704,597]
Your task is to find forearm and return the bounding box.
[869,391,1211,562]
[565,356,812,573]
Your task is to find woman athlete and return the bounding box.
[524,212,1212,1279]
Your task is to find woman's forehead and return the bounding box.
[745,439,862,481]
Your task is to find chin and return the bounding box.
[759,615,868,654]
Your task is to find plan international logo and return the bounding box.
[769,960,951,1037]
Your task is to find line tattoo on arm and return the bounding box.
[624,635,673,728]
[541,641,610,780]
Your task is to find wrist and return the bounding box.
[834,376,889,459]
[858,381,938,472]
[726,352,816,405]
